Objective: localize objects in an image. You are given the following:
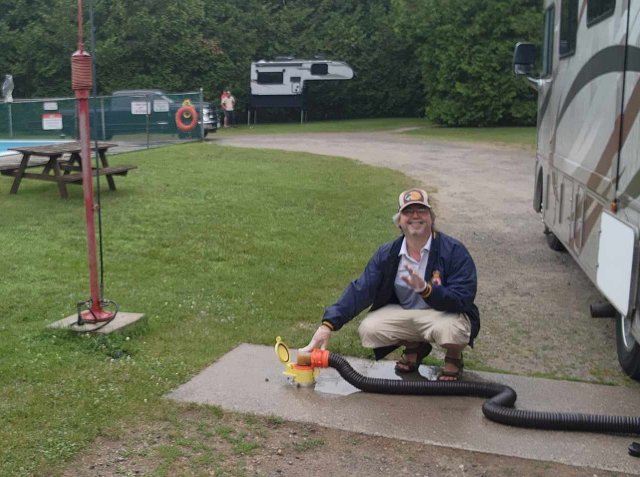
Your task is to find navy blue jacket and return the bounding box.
[323,231,480,358]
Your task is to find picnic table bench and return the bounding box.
[0,142,136,199]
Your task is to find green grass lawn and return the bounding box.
[219,117,536,149]
[0,141,415,476]
[405,125,536,148]
[221,117,428,134]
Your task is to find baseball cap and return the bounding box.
[398,188,431,211]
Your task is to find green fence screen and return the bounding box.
[0,90,219,149]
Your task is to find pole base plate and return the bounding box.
[48,312,145,334]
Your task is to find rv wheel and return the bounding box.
[545,230,566,252]
[616,311,640,381]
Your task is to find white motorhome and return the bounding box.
[248,57,354,121]
[513,0,640,378]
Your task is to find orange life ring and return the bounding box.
[175,105,198,132]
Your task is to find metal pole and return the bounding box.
[146,93,150,149]
[100,97,106,140]
[199,87,204,140]
[72,0,112,320]
[7,103,12,137]
[88,0,105,143]
[89,0,105,297]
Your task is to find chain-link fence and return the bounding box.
[0,90,220,150]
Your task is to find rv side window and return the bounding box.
[587,0,615,26]
[257,71,284,84]
[311,64,328,75]
[559,0,578,57]
[541,6,554,77]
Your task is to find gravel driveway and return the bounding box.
[217,131,635,386]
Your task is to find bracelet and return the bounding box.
[321,321,334,331]
[420,284,432,299]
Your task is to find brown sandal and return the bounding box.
[438,354,464,381]
[395,342,432,373]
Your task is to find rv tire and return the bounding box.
[545,230,566,252]
[615,311,640,381]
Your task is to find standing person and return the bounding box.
[221,89,236,128]
[220,90,228,128]
[302,188,479,381]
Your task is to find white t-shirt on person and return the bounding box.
[221,95,235,111]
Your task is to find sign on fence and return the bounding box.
[42,113,63,130]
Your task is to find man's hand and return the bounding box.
[401,264,427,292]
[301,325,331,352]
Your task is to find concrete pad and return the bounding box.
[167,343,640,475]
[49,311,145,334]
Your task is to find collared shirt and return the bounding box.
[394,236,432,309]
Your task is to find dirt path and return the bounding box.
[62,409,634,477]
[216,131,630,385]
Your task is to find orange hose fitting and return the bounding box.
[310,349,329,368]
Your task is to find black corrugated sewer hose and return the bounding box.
[318,351,640,455]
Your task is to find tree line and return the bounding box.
[0,0,541,126]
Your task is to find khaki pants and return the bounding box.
[358,304,471,348]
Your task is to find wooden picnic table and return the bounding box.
[0,141,136,199]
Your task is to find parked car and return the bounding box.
[109,90,218,138]
[61,89,218,140]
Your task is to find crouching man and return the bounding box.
[302,188,479,381]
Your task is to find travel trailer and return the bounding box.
[248,57,354,122]
[513,0,640,378]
